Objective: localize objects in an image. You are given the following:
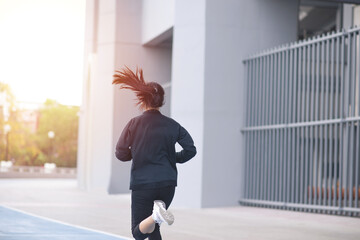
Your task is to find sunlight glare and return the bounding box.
[0,0,85,106]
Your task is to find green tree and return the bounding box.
[0,82,17,161]
[1,82,44,164]
[0,84,79,167]
[36,99,79,167]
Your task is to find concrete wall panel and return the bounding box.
[170,0,206,208]
[142,0,174,44]
[201,0,299,207]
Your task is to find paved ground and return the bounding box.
[0,206,130,240]
[0,179,359,240]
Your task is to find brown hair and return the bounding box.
[112,66,165,110]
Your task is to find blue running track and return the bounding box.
[0,205,131,240]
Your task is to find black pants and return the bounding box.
[131,186,175,240]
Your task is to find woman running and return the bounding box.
[113,66,197,240]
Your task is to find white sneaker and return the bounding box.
[152,200,174,225]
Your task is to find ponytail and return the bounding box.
[113,66,164,109]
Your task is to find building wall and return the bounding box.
[142,0,174,45]
[171,0,299,208]
[79,0,298,207]
[203,0,298,207]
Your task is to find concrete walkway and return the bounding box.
[0,205,130,240]
[0,179,359,240]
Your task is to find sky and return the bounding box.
[0,0,85,107]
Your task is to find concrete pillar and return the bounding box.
[78,0,117,192]
[171,0,206,208]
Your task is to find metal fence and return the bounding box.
[240,27,360,217]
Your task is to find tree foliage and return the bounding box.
[0,83,79,167]
[36,99,79,167]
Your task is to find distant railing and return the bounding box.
[0,164,76,178]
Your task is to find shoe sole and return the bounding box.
[154,201,174,225]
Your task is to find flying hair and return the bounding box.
[112,66,164,109]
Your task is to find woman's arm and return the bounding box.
[115,119,133,161]
[176,125,197,163]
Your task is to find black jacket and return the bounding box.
[115,109,197,190]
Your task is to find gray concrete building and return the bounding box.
[77,0,360,214]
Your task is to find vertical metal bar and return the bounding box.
[261,57,266,201]
[310,42,316,207]
[280,50,286,204]
[348,32,357,209]
[265,55,270,201]
[256,129,261,200]
[314,40,320,207]
[323,37,330,208]
[273,52,278,203]
[268,54,274,201]
[272,129,276,202]
[247,60,252,199]
[261,56,266,201]
[255,57,262,203]
[349,121,354,210]
[305,44,311,207]
[250,59,255,127]
[300,45,306,206]
[245,60,251,199]
[244,131,249,199]
[263,129,268,202]
[287,48,294,205]
[255,57,263,200]
[253,58,259,200]
[271,54,275,203]
[318,40,325,210]
[344,32,352,210]
[333,35,340,209]
[339,32,346,211]
[249,60,254,127]
[278,51,283,204]
[265,56,271,202]
[283,48,289,204]
[275,52,280,203]
[255,58,259,127]
[272,52,279,202]
[260,56,267,201]
[250,59,256,199]
[328,37,335,209]
[273,52,278,125]
[351,32,357,118]
[260,129,264,201]
[257,57,262,201]
[355,31,360,209]
[264,56,271,200]
[296,46,302,206]
[270,54,277,201]
[291,47,298,205]
[258,56,263,201]
[249,131,253,199]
